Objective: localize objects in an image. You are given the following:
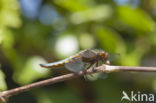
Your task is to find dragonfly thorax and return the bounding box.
[81,50,109,63]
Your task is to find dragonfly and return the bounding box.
[39,49,111,72]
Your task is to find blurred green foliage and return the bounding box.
[0,0,156,103]
[0,65,7,90]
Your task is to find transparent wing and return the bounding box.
[64,58,86,72]
[83,60,108,80]
[82,49,97,59]
[84,72,108,81]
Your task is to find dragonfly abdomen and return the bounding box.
[39,57,73,68]
[40,61,65,68]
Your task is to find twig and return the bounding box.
[0,64,156,102]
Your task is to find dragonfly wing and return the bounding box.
[82,49,97,59]
[64,58,86,72]
[84,72,108,81]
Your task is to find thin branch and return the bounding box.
[1,64,156,102]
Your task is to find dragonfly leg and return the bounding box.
[91,61,98,72]
[95,62,99,67]
[85,62,94,69]
[83,63,94,79]
[86,62,98,78]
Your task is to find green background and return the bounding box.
[0,0,156,103]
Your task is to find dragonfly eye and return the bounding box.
[101,52,109,61]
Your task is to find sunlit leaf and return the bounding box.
[0,0,21,28]
[1,29,14,49]
[95,26,126,53]
[54,0,89,12]
[70,5,112,24]
[54,34,79,59]
[79,33,95,49]
[15,56,50,85]
[120,49,145,66]
[117,6,155,33]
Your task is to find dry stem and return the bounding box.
[0,64,156,102]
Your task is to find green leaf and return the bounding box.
[54,34,79,59]
[0,0,21,28]
[14,56,50,85]
[95,26,126,53]
[1,29,14,49]
[79,33,95,49]
[120,48,145,66]
[54,0,89,12]
[117,6,155,33]
[70,5,112,24]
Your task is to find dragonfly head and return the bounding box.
[99,51,109,62]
